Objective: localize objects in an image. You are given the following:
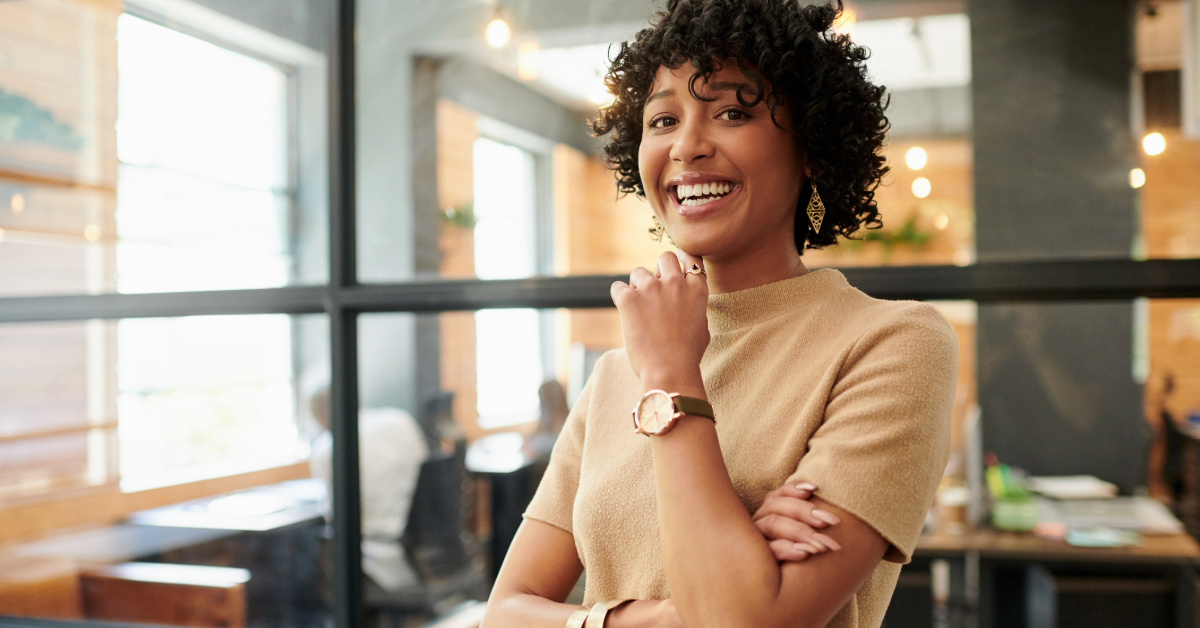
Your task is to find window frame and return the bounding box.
[3,1,1200,627]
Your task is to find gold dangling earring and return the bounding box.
[649,215,666,242]
[806,181,825,234]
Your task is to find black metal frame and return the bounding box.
[3,0,1200,626]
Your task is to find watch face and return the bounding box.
[639,391,675,433]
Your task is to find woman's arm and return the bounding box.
[482,519,683,628]
[611,251,893,628]
[648,407,887,628]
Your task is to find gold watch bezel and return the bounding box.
[631,389,715,436]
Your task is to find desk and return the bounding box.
[131,479,327,628]
[465,434,546,581]
[907,529,1200,628]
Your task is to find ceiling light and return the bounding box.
[934,213,949,230]
[905,146,927,170]
[517,41,540,80]
[912,177,931,198]
[1130,168,1146,189]
[588,78,614,106]
[1143,132,1166,156]
[11,193,25,214]
[485,11,511,48]
[84,224,101,242]
[835,6,857,34]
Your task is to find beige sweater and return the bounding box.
[525,269,957,627]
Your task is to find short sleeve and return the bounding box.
[523,370,595,535]
[790,303,957,564]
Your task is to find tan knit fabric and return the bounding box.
[524,269,956,627]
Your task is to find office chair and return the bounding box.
[364,452,486,627]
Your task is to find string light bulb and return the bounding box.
[485,10,511,48]
[1143,132,1166,156]
[912,177,932,199]
[1130,168,1146,189]
[905,146,927,170]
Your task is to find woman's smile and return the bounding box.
[666,173,742,218]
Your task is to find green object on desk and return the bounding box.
[1065,527,1140,548]
[992,496,1039,531]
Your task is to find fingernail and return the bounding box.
[796,482,816,491]
[815,534,842,551]
[796,542,817,553]
[807,539,826,552]
[812,509,841,525]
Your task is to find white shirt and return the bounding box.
[310,407,430,591]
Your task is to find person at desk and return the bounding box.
[1147,371,1189,505]
[307,385,429,594]
[482,2,958,627]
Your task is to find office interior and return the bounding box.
[0,0,1198,626]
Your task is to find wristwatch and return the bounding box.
[632,389,716,436]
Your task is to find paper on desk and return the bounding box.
[1037,496,1184,534]
[1027,475,1118,499]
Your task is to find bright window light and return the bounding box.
[473,138,542,428]
[115,14,300,487]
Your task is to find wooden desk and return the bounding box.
[465,434,544,581]
[909,529,1200,628]
[917,529,1200,565]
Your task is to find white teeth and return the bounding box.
[675,181,733,201]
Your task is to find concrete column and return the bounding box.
[970,0,1150,488]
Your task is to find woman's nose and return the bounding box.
[669,119,715,163]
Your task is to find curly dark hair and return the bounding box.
[592,0,888,251]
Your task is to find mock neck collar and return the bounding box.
[706,268,846,333]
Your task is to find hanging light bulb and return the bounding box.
[912,177,932,199]
[1129,168,1146,189]
[485,10,511,48]
[905,146,927,170]
[1142,132,1166,156]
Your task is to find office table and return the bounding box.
[465,434,546,581]
[907,529,1200,628]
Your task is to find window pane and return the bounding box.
[0,0,329,297]
[0,313,329,626]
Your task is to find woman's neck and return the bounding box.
[703,244,810,295]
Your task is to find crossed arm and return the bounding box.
[483,476,887,628]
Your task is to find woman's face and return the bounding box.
[638,60,805,262]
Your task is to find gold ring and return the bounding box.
[685,263,706,277]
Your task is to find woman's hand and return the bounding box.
[610,250,710,390]
[753,482,844,562]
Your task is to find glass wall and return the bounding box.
[2,0,1199,626]
[0,0,333,625]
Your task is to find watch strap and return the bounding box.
[674,395,715,422]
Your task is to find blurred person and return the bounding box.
[1147,371,1187,504]
[483,1,956,627]
[307,384,429,594]
[524,380,571,459]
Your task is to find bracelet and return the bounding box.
[582,599,631,628]
[565,608,589,628]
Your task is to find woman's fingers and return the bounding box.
[755,513,839,552]
[754,495,836,529]
[769,539,811,563]
[629,266,657,289]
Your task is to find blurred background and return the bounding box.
[0,0,1198,626]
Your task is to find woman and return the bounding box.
[482,1,956,626]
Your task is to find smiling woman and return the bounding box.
[481,2,955,628]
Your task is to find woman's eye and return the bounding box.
[648,115,677,129]
[719,109,749,121]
